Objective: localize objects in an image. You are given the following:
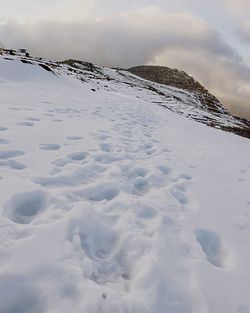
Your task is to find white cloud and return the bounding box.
[1,8,235,65]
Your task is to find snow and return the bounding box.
[0,55,250,313]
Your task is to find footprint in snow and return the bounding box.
[68,151,88,161]
[72,183,120,202]
[65,136,83,141]
[39,144,61,151]
[52,119,63,122]
[53,151,88,167]
[131,178,150,195]
[0,160,26,170]
[157,165,171,176]
[99,143,112,152]
[0,273,45,313]
[4,190,48,224]
[95,131,111,141]
[121,165,151,195]
[195,228,229,268]
[170,182,188,205]
[177,173,192,181]
[0,138,10,145]
[0,150,25,160]
[43,113,54,117]
[68,218,118,261]
[136,204,157,219]
[26,117,42,122]
[121,165,148,179]
[0,127,8,131]
[17,121,34,127]
[33,165,99,188]
[66,214,127,283]
[9,107,22,111]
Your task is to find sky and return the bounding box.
[0,0,250,119]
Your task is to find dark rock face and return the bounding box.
[129,65,207,93]
[128,65,224,113]
[128,65,250,139]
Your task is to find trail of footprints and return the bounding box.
[0,104,233,311]
[0,107,86,171]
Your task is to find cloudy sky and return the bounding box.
[0,0,250,119]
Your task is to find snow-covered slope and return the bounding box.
[0,55,250,313]
[62,58,250,139]
[3,53,250,138]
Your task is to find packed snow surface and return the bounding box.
[0,56,250,313]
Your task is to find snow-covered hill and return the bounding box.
[3,53,250,138]
[0,54,250,313]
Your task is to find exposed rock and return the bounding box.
[128,65,250,139]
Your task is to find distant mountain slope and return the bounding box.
[61,60,250,139]
[128,65,250,138]
[1,53,250,139]
[128,65,209,94]
[128,65,223,113]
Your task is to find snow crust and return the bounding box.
[0,56,250,313]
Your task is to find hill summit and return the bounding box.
[128,65,208,94]
[128,65,250,138]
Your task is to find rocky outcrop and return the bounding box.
[128,65,226,114]
[128,65,250,139]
